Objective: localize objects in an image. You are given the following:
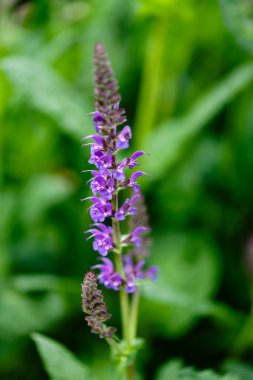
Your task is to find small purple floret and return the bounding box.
[90,198,112,222]
[93,258,123,290]
[116,125,132,150]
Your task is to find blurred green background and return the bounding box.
[1,0,253,379]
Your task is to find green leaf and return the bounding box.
[19,173,75,225]
[154,359,182,380]
[155,360,239,380]
[223,360,253,380]
[12,274,79,294]
[0,290,66,339]
[32,333,94,380]
[0,56,91,140]
[219,0,253,55]
[143,62,253,180]
[141,233,242,336]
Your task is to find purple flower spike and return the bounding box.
[116,125,132,150]
[83,43,157,311]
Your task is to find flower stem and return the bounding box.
[114,251,130,346]
[129,291,140,342]
[112,191,134,379]
[112,192,131,343]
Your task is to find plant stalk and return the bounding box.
[112,191,134,380]
[129,291,140,342]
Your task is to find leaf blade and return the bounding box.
[32,333,94,380]
[143,63,253,179]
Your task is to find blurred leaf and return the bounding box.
[0,290,66,339]
[155,360,239,380]
[37,26,86,62]
[143,283,241,328]
[32,333,94,380]
[0,190,16,240]
[12,274,79,294]
[152,234,220,297]
[19,173,75,225]
[154,359,183,380]
[0,190,16,277]
[0,56,90,140]
[219,0,253,54]
[223,361,253,380]
[136,0,194,19]
[143,62,253,179]
[141,234,241,336]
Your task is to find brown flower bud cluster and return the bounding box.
[81,272,116,338]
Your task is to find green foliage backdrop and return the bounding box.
[1,0,253,379]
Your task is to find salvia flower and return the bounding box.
[86,223,114,257]
[122,254,158,293]
[93,258,123,290]
[82,42,157,313]
[81,272,116,338]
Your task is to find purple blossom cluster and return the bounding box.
[93,257,157,293]
[83,43,157,295]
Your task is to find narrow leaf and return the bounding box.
[0,56,91,140]
[219,0,253,55]
[143,63,253,179]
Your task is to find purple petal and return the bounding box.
[116,126,132,150]
[125,274,137,293]
[130,151,144,160]
[110,273,123,291]
[145,266,158,281]
[132,226,148,236]
[135,260,146,274]
[130,171,144,182]
[93,111,104,124]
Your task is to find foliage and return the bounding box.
[32,333,94,380]
[155,360,239,380]
[1,0,253,379]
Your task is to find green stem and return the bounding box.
[112,192,133,380]
[112,191,130,346]
[105,337,125,356]
[114,251,130,346]
[129,291,140,342]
